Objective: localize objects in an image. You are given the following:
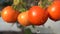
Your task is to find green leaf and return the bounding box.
[24,28,32,34]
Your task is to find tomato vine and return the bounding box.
[1,0,60,34]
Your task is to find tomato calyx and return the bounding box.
[38,0,53,9]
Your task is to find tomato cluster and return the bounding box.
[1,1,60,26]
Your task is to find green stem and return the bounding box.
[13,0,22,5]
[38,0,52,9]
[24,28,32,34]
[12,5,17,10]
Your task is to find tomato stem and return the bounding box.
[12,0,27,12]
[38,0,53,9]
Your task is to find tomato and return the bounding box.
[47,1,60,21]
[1,6,20,23]
[28,6,48,25]
[18,11,30,26]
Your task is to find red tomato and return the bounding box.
[47,1,60,21]
[1,6,20,23]
[18,11,30,26]
[28,6,48,25]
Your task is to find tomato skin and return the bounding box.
[28,6,48,25]
[47,1,60,21]
[18,11,30,26]
[2,6,20,23]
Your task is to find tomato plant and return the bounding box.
[28,6,48,25]
[2,0,60,34]
[1,6,20,23]
[18,11,30,26]
[47,1,60,21]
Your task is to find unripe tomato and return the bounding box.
[18,11,30,26]
[28,6,48,26]
[1,6,20,23]
[47,1,60,21]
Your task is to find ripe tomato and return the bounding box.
[1,6,20,23]
[28,6,48,25]
[18,11,30,26]
[47,1,60,21]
